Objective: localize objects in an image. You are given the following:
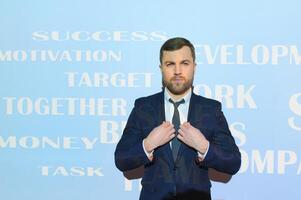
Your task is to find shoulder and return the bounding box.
[134,91,163,107]
[192,93,222,109]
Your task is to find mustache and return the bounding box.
[171,76,185,80]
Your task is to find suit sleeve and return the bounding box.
[198,102,241,175]
[114,100,152,172]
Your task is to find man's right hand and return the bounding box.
[143,121,175,154]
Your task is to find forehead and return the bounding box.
[162,46,193,62]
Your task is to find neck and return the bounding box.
[166,87,191,101]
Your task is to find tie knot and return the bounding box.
[169,98,185,108]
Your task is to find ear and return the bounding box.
[159,64,163,72]
[193,62,197,71]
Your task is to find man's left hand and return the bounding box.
[178,122,209,154]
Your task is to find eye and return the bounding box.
[166,63,175,67]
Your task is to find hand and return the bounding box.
[178,122,209,154]
[144,121,175,153]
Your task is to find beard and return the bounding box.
[163,75,193,95]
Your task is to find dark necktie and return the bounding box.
[169,98,185,161]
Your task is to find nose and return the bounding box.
[174,64,182,75]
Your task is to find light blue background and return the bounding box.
[1,0,301,200]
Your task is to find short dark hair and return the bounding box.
[159,37,195,64]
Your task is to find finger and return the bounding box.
[179,124,188,132]
[165,122,173,129]
[169,133,176,140]
[179,128,185,134]
[184,124,190,129]
[164,124,174,132]
[177,134,184,141]
[182,122,189,127]
[165,122,173,128]
[165,122,172,128]
[165,121,172,126]
[168,124,175,131]
[183,122,193,131]
[169,127,176,133]
[164,128,173,137]
[167,131,175,140]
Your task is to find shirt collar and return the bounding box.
[164,87,192,103]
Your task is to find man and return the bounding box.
[115,37,241,200]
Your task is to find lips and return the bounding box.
[171,76,185,82]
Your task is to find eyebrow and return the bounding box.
[181,59,191,63]
[163,59,191,65]
[163,61,175,65]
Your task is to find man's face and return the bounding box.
[160,46,196,95]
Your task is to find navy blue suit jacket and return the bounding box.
[115,90,241,200]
